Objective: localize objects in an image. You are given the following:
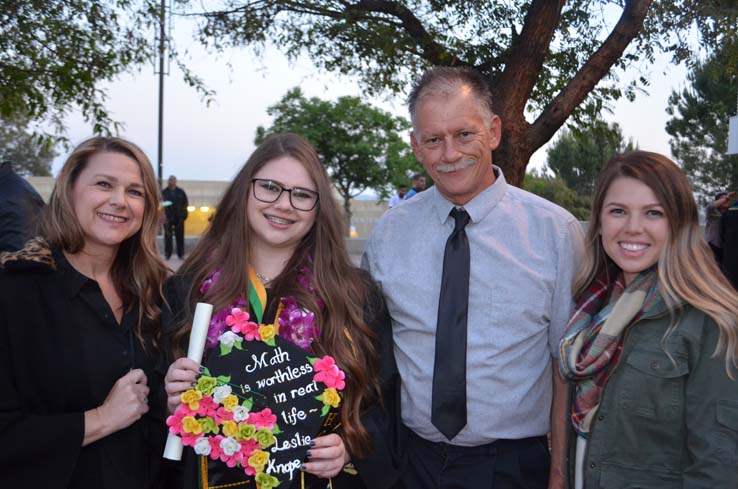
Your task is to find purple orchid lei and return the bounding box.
[199,264,322,352]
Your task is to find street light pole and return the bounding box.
[156,0,166,190]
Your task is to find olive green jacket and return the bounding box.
[564,303,738,488]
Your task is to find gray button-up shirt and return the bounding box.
[362,168,584,446]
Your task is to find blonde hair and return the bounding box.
[40,136,167,346]
[577,150,738,376]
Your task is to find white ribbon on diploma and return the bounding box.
[163,302,213,461]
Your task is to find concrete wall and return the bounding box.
[27,177,390,238]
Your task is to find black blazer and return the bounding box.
[0,244,166,489]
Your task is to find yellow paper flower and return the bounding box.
[322,387,341,408]
[222,394,239,412]
[259,324,276,343]
[248,449,269,470]
[221,420,239,438]
[181,389,203,410]
[182,416,203,435]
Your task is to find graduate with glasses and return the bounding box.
[163,133,400,489]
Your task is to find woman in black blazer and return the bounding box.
[0,137,168,489]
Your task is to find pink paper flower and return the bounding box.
[196,396,219,417]
[225,308,259,338]
[181,431,203,447]
[214,407,234,424]
[165,409,187,436]
[208,435,224,460]
[240,438,259,456]
[241,321,261,341]
[247,408,277,430]
[313,356,346,390]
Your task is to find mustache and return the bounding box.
[435,159,476,174]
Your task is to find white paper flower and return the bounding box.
[219,331,240,348]
[220,436,240,456]
[213,384,232,404]
[194,437,212,456]
[232,405,249,422]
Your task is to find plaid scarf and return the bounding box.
[558,268,662,436]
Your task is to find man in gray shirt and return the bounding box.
[362,67,582,488]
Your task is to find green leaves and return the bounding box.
[0,116,59,176]
[666,43,738,198]
[546,118,636,198]
[256,87,419,228]
[0,1,153,131]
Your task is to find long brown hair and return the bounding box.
[175,133,380,456]
[577,150,738,376]
[39,136,167,346]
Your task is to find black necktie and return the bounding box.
[431,207,471,440]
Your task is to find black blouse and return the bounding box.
[0,249,166,489]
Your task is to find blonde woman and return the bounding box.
[558,151,738,488]
[0,137,168,489]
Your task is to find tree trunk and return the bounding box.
[493,119,535,188]
[488,0,651,188]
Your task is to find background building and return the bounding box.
[27,177,388,238]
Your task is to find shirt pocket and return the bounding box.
[618,347,689,420]
[716,400,738,466]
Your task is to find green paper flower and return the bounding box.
[255,428,276,449]
[198,416,219,435]
[255,472,280,488]
[196,375,217,396]
[238,422,257,441]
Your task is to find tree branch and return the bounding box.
[493,0,565,118]
[345,0,467,67]
[529,0,652,150]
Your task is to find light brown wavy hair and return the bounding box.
[39,136,167,347]
[175,133,380,456]
[576,150,738,376]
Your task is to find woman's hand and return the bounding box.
[301,434,350,479]
[84,369,149,446]
[164,357,201,414]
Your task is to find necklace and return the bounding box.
[254,270,271,284]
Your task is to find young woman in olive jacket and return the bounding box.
[558,151,738,488]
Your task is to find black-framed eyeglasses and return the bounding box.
[251,178,320,211]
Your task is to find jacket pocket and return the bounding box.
[715,400,738,466]
[619,348,688,419]
[598,462,680,488]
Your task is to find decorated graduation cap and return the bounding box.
[166,269,346,489]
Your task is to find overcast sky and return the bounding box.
[51,28,688,185]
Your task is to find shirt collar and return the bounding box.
[430,165,508,225]
[53,248,93,299]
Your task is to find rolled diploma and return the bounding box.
[163,302,214,460]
